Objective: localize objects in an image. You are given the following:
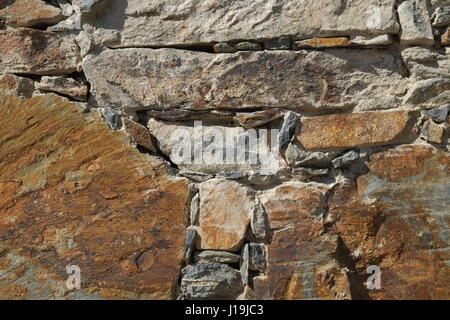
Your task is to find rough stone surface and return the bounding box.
[0,89,190,299]
[403,78,450,109]
[350,34,393,46]
[330,145,450,299]
[401,47,450,80]
[0,74,35,98]
[442,27,450,45]
[297,111,418,150]
[0,28,80,75]
[194,251,240,264]
[84,49,407,112]
[123,119,158,153]
[398,0,435,46]
[332,151,360,169]
[432,6,450,27]
[181,263,243,299]
[234,109,284,129]
[83,0,399,48]
[295,37,351,49]
[424,105,450,123]
[248,243,266,272]
[0,0,64,27]
[195,179,254,251]
[36,76,88,102]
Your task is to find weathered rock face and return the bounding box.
[84,48,407,112]
[0,89,190,299]
[83,0,399,48]
[330,145,450,299]
[0,28,80,75]
[0,0,64,28]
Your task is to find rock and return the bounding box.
[294,37,352,49]
[196,179,255,251]
[240,244,250,286]
[424,120,444,143]
[0,74,35,98]
[297,111,418,150]
[442,27,450,45]
[401,47,450,80]
[264,37,291,50]
[216,172,247,180]
[0,28,80,76]
[83,48,407,112]
[234,42,262,51]
[332,151,360,169]
[123,119,158,153]
[79,0,108,13]
[179,172,214,183]
[57,0,74,17]
[83,0,399,48]
[291,167,329,181]
[330,145,450,299]
[285,143,341,167]
[36,76,88,102]
[100,107,122,130]
[251,203,268,241]
[398,0,435,46]
[423,105,450,122]
[183,228,198,263]
[403,78,450,108]
[350,34,393,46]
[234,109,284,129]
[190,193,200,226]
[194,251,240,264]
[147,110,234,123]
[278,112,299,153]
[0,89,190,299]
[248,243,266,272]
[181,263,243,299]
[246,182,350,299]
[0,0,64,27]
[147,119,281,175]
[213,43,236,53]
[432,6,450,27]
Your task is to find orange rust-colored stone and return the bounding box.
[297,111,417,150]
[442,27,450,46]
[0,89,190,299]
[123,119,158,153]
[330,145,450,299]
[0,0,63,27]
[295,37,352,49]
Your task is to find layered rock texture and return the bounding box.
[0,0,449,300]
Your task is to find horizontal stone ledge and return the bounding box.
[296,110,420,150]
[84,48,407,112]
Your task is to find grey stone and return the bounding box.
[264,37,291,50]
[190,194,200,226]
[240,244,250,286]
[248,243,266,271]
[181,263,243,299]
[278,112,299,153]
[83,0,399,48]
[423,105,450,123]
[0,74,35,98]
[100,107,122,130]
[79,0,108,13]
[285,143,341,167]
[234,42,262,51]
[398,0,435,46]
[213,43,236,53]
[432,6,450,27]
[36,76,88,101]
[332,151,360,169]
[216,172,247,180]
[403,78,450,109]
[183,228,198,262]
[251,203,268,241]
[349,34,393,46]
[194,251,240,264]
[179,172,214,182]
[247,172,281,187]
[401,47,450,80]
[292,167,329,180]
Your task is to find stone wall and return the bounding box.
[0,0,449,300]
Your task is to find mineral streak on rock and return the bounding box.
[0,89,190,299]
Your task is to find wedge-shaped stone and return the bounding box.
[0,89,189,299]
[195,179,255,251]
[82,0,399,48]
[0,0,63,27]
[297,111,418,150]
[398,0,435,46]
[0,28,80,75]
[84,48,406,111]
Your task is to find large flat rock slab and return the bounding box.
[84,48,407,112]
[82,0,399,48]
[0,89,189,299]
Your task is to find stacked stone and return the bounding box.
[0,0,449,300]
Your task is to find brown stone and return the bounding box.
[0,74,35,98]
[196,179,255,252]
[36,76,88,102]
[0,28,80,75]
[123,119,158,153]
[234,109,285,129]
[297,111,417,150]
[425,121,444,144]
[330,145,450,299]
[442,27,450,46]
[0,89,190,299]
[246,183,351,300]
[295,37,352,49]
[0,0,63,27]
